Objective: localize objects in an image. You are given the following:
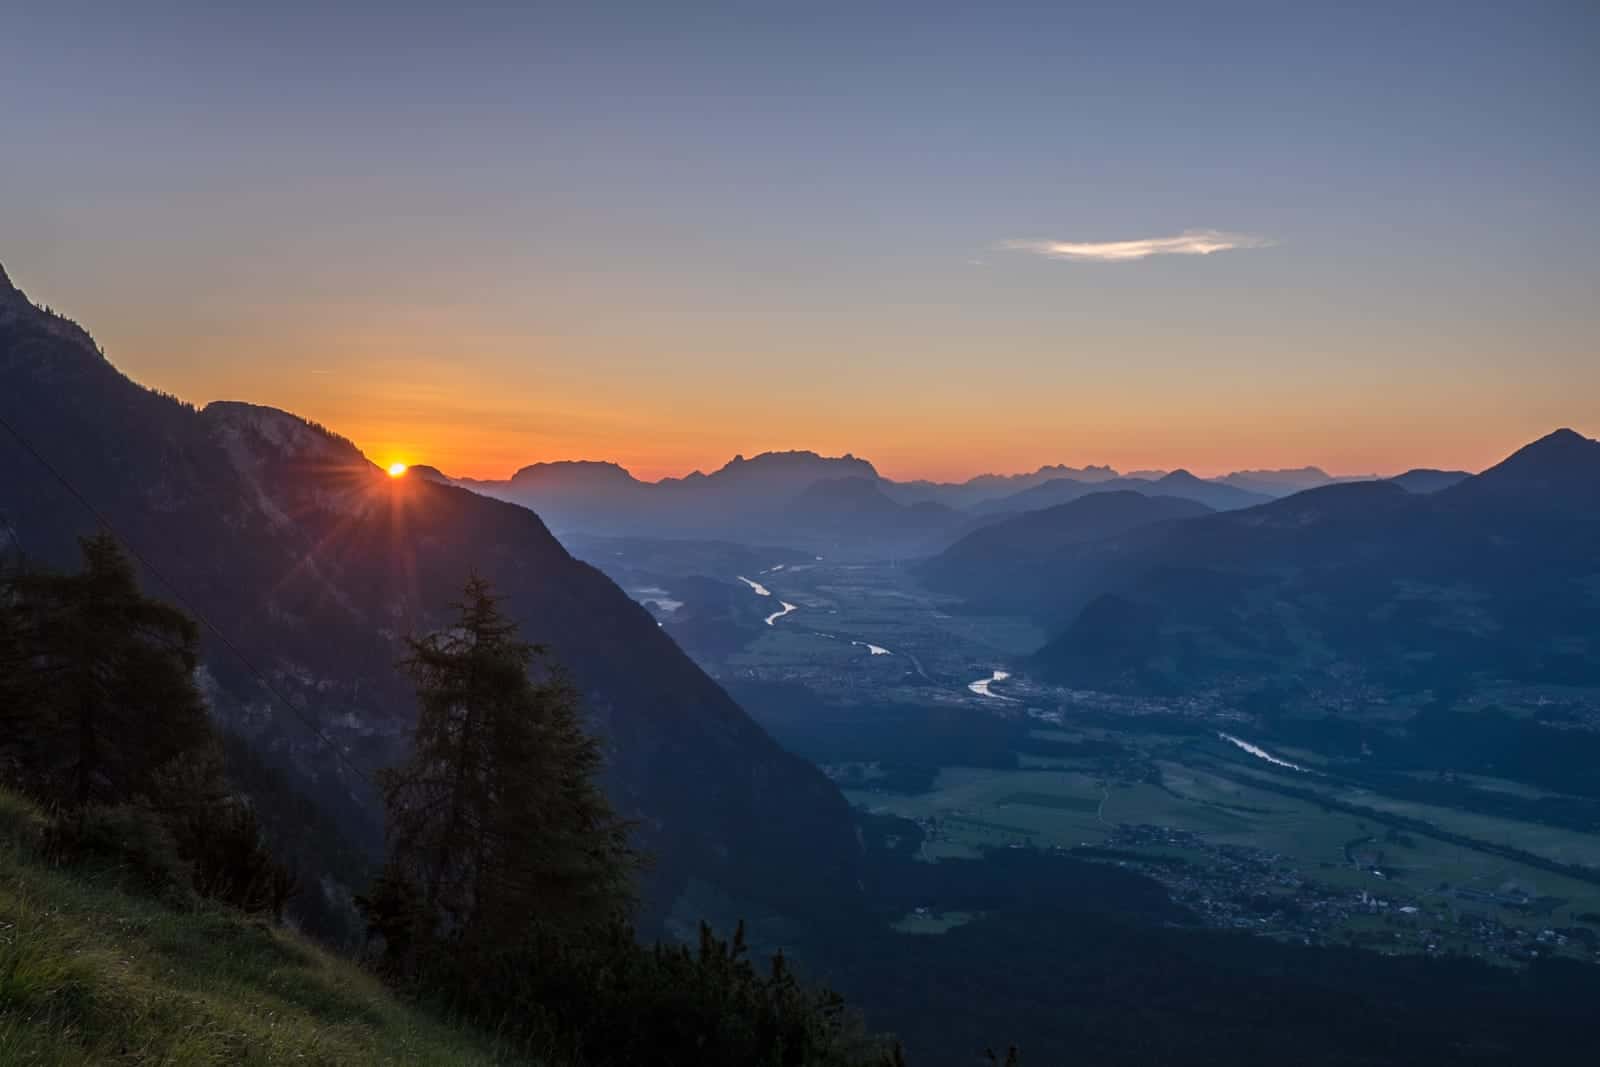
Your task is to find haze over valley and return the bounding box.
[3,3,1598,1064]
[7,258,1600,1063]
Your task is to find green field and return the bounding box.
[891,911,978,935]
[619,553,1600,956]
[851,737,1600,940]
[999,792,1101,812]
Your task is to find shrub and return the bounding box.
[43,804,195,907]
[410,920,892,1067]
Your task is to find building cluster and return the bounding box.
[1081,824,1600,965]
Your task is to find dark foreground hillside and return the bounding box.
[0,789,507,1067]
[803,827,1600,1067]
[0,261,861,937]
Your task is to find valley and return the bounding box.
[581,542,1600,968]
[5,6,1597,1059]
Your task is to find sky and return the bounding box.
[2,1,1597,482]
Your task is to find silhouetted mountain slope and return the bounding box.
[791,476,913,519]
[1388,468,1470,493]
[1152,470,1274,509]
[510,458,643,489]
[404,464,452,484]
[0,265,862,934]
[663,449,879,493]
[974,470,1272,515]
[919,491,1213,606]
[456,448,916,554]
[780,477,973,556]
[1026,443,1600,694]
[1442,427,1600,516]
[450,449,991,559]
[450,458,656,532]
[445,448,1352,554]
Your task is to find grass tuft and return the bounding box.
[0,787,520,1066]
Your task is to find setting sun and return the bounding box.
[4,6,1598,1061]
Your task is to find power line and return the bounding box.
[0,407,376,786]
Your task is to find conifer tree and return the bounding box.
[364,574,635,978]
[2,532,212,810]
[0,532,294,916]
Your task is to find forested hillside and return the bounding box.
[0,263,861,938]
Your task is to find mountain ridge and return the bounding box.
[972,471,1274,516]
[920,491,1215,608]
[1025,429,1600,694]
[0,263,864,936]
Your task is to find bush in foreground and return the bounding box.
[0,787,506,1067]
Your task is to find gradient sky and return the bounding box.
[3,1,1596,481]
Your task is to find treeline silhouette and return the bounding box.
[18,537,1600,1066]
[354,576,899,1065]
[1,532,292,914]
[0,539,905,1065]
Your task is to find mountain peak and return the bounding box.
[690,449,880,487]
[719,448,875,471]
[202,401,371,470]
[1483,427,1596,475]
[1033,462,1118,481]
[1226,465,1332,481]
[508,459,640,487]
[1526,427,1586,449]
[1446,427,1599,514]
[406,464,453,484]
[0,261,14,295]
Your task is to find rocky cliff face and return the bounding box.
[0,264,863,934]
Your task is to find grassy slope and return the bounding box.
[0,790,510,1067]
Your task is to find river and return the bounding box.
[1217,732,1308,772]
[969,669,1015,701]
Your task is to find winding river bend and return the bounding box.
[969,669,1015,701]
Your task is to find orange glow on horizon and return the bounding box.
[387,462,408,477]
[78,327,1593,489]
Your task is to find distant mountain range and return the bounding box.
[1388,468,1472,494]
[1004,429,1600,696]
[969,470,1275,516]
[453,450,910,553]
[1215,465,1378,496]
[0,263,862,936]
[431,447,1428,559]
[880,464,1120,509]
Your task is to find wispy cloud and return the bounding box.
[1000,229,1272,263]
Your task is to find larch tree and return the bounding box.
[0,532,293,915]
[2,532,213,811]
[363,574,635,981]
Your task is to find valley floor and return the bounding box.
[593,548,1600,968]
